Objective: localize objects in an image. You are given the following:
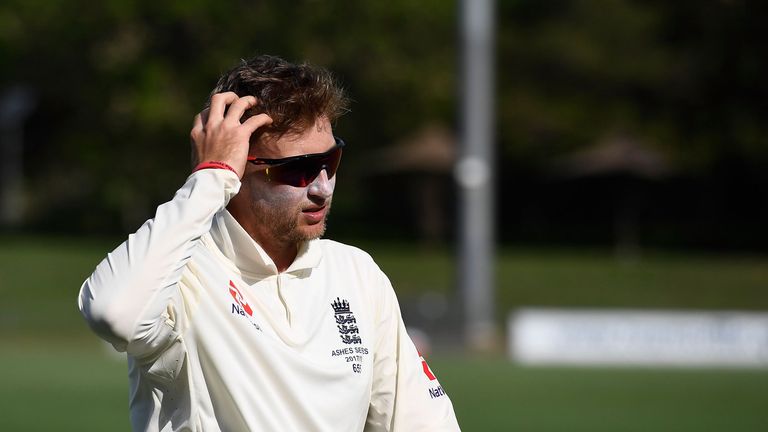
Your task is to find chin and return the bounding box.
[295,221,327,242]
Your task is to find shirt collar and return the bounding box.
[209,210,322,275]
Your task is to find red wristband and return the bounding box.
[193,161,238,175]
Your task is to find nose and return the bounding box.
[307,169,335,200]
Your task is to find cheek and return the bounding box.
[251,183,304,207]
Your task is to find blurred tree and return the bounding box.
[0,0,456,233]
[494,0,767,250]
[0,0,765,247]
[496,0,768,168]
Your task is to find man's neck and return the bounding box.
[254,236,298,273]
[226,201,301,273]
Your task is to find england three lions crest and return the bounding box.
[331,297,362,345]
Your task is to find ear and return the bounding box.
[249,129,270,156]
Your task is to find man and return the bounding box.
[78,54,460,431]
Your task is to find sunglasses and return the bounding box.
[246,137,346,187]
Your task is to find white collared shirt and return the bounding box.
[78,169,460,431]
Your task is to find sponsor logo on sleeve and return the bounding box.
[420,355,446,399]
[420,355,437,381]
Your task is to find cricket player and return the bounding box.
[78,54,460,431]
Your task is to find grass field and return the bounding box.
[1,340,766,431]
[1,237,767,431]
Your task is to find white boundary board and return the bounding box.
[509,308,768,367]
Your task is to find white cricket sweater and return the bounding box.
[78,169,460,431]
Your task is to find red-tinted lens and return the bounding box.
[266,146,343,187]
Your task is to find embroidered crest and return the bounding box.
[331,297,362,344]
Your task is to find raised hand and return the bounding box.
[190,92,273,179]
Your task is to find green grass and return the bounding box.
[0,236,118,337]
[431,357,768,432]
[3,236,767,337]
[0,341,766,431]
[494,249,768,311]
[0,339,130,432]
[364,243,768,320]
[1,237,767,430]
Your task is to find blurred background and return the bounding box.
[1,0,766,430]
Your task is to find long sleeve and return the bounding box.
[77,169,240,359]
[365,273,461,432]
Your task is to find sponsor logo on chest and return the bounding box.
[228,280,261,331]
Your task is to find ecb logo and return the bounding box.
[331,297,362,345]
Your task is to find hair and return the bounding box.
[209,54,349,137]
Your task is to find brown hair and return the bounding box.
[209,55,349,137]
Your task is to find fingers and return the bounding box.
[208,93,259,127]
[191,113,203,136]
[192,95,269,142]
[190,112,204,150]
[192,93,271,173]
[207,92,239,123]
[242,113,273,134]
[224,96,257,123]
